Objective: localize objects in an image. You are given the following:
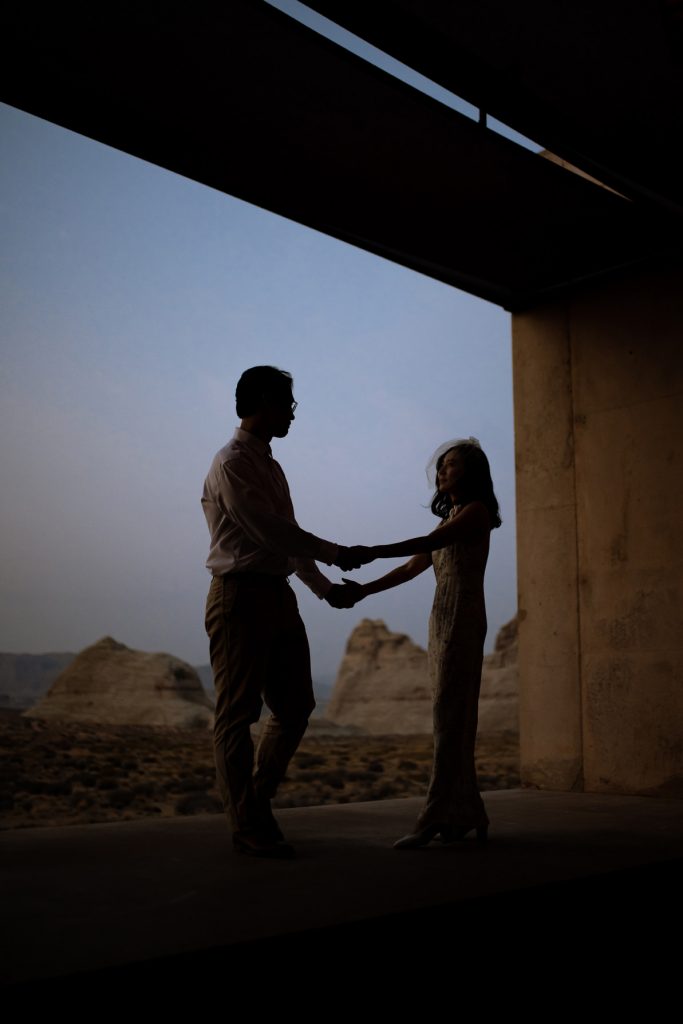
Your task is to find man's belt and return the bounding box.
[218,571,289,583]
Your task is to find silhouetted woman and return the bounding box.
[345,438,501,849]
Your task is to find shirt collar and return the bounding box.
[233,427,272,457]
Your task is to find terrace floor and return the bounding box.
[3,788,681,999]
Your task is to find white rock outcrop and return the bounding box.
[327,617,518,736]
[326,620,432,734]
[24,637,214,728]
[478,616,519,737]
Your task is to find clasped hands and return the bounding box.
[334,545,374,572]
[324,545,375,609]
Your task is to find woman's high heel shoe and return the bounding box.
[439,822,489,844]
[393,819,490,849]
[392,823,447,850]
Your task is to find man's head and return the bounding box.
[235,365,297,439]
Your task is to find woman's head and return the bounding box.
[430,440,502,528]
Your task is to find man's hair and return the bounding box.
[235,366,293,418]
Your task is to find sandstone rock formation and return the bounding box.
[24,637,214,728]
[326,619,432,734]
[478,616,519,737]
[0,651,216,709]
[326,617,518,737]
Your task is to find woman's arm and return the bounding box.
[344,551,432,603]
[361,551,432,597]
[370,502,490,560]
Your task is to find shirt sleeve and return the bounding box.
[217,457,339,564]
[294,557,334,599]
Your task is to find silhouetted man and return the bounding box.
[202,366,358,858]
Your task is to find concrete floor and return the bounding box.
[2,789,682,994]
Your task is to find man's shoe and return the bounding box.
[254,796,285,843]
[233,831,295,859]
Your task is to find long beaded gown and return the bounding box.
[416,507,491,833]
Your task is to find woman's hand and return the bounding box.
[334,545,375,571]
[341,579,365,604]
[325,579,365,609]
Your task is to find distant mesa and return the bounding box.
[0,651,75,709]
[326,617,518,737]
[24,636,214,728]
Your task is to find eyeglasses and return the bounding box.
[263,393,297,413]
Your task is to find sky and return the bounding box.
[0,4,520,686]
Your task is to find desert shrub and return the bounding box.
[107,788,134,809]
[72,772,97,788]
[279,793,323,808]
[16,778,47,794]
[370,782,397,800]
[317,771,344,789]
[16,777,71,795]
[294,754,326,769]
[0,772,16,793]
[70,793,94,808]
[175,792,221,815]
[132,781,162,798]
[97,777,119,790]
[170,776,208,793]
[44,779,72,795]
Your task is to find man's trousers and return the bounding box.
[204,573,315,835]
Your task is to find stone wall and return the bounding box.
[512,262,683,795]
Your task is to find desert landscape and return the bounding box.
[0,709,519,829]
[0,616,520,830]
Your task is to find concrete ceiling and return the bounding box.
[305,0,683,216]
[2,1,680,310]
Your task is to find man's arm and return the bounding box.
[217,458,338,564]
[294,558,359,608]
[294,557,333,599]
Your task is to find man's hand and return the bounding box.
[325,580,364,609]
[334,545,374,571]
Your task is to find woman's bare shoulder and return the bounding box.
[431,515,451,531]
[453,501,492,539]
[464,499,492,522]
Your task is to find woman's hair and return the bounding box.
[430,442,502,528]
